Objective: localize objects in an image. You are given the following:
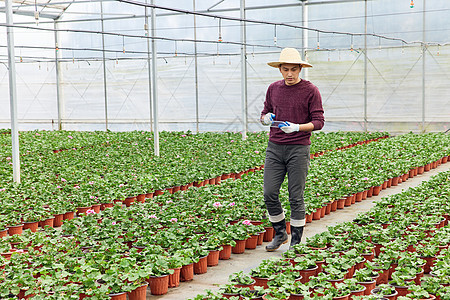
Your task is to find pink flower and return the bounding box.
[61,178,66,182]
[170,218,178,223]
[242,220,252,225]
[6,157,11,160]
[74,186,80,189]
[254,150,260,154]
[86,209,95,215]
[229,202,235,207]
[90,196,96,199]
[89,181,94,185]
[149,214,157,219]
[57,185,62,189]
[231,140,234,142]
[106,154,109,157]
[166,200,173,204]
[68,135,73,139]
[213,202,222,208]
[181,135,186,137]
[119,184,124,187]
[0,188,5,192]
[112,221,117,225]
[227,151,231,155]
[362,177,369,181]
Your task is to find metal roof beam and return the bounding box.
[9,9,59,19]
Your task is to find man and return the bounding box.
[260,47,325,251]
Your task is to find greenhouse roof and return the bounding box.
[0,0,76,20]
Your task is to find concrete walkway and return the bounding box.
[151,162,450,300]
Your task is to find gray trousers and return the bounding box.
[263,141,310,227]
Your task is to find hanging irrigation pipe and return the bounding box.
[0,23,283,51]
[2,42,448,65]
[2,21,450,63]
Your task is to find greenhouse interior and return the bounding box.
[0,0,450,299]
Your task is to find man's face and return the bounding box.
[279,63,302,85]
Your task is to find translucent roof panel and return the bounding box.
[0,0,75,20]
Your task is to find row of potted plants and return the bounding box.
[0,130,389,230]
[0,130,388,161]
[191,169,450,300]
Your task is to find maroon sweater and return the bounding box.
[261,79,325,145]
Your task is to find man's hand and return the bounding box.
[261,113,275,126]
[278,121,300,133]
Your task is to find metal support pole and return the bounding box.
[145,1,153,131]
[302,0,309,80]
[193,0,199,133]
[54,20,64,130]
[100,0,109,131]
[151,0,160,156]
[6,0,20,183]
[421,0,426,133]
[363,0,368,132]
[240,0,248,140]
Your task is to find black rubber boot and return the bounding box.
[265,220,288,252]
[289,226,304,251]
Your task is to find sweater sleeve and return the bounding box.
[261,85,273,118]
[309,87,325,130]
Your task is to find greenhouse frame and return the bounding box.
[1,1,450,300]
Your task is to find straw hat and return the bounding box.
[267,47,312,68]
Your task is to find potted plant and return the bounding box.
[396,283,435,300]
[353,268,378,295]
[229,271,256,289]
[370,284,398,299]
[420,276,442,298]
[191,289,233,300]
[437,286,450,300]
[342,278,366,298]
[306,234,328,249]
[240,286,267,300]
[286,280,310,299]
[219,283,242,299]
[292,256,318,284]
[322,283,351,300]
[250,259,282,289]
[263,286,290,300]
[389,270,417,296]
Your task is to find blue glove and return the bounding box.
[278,121,300,133]
[261,113,275,126]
